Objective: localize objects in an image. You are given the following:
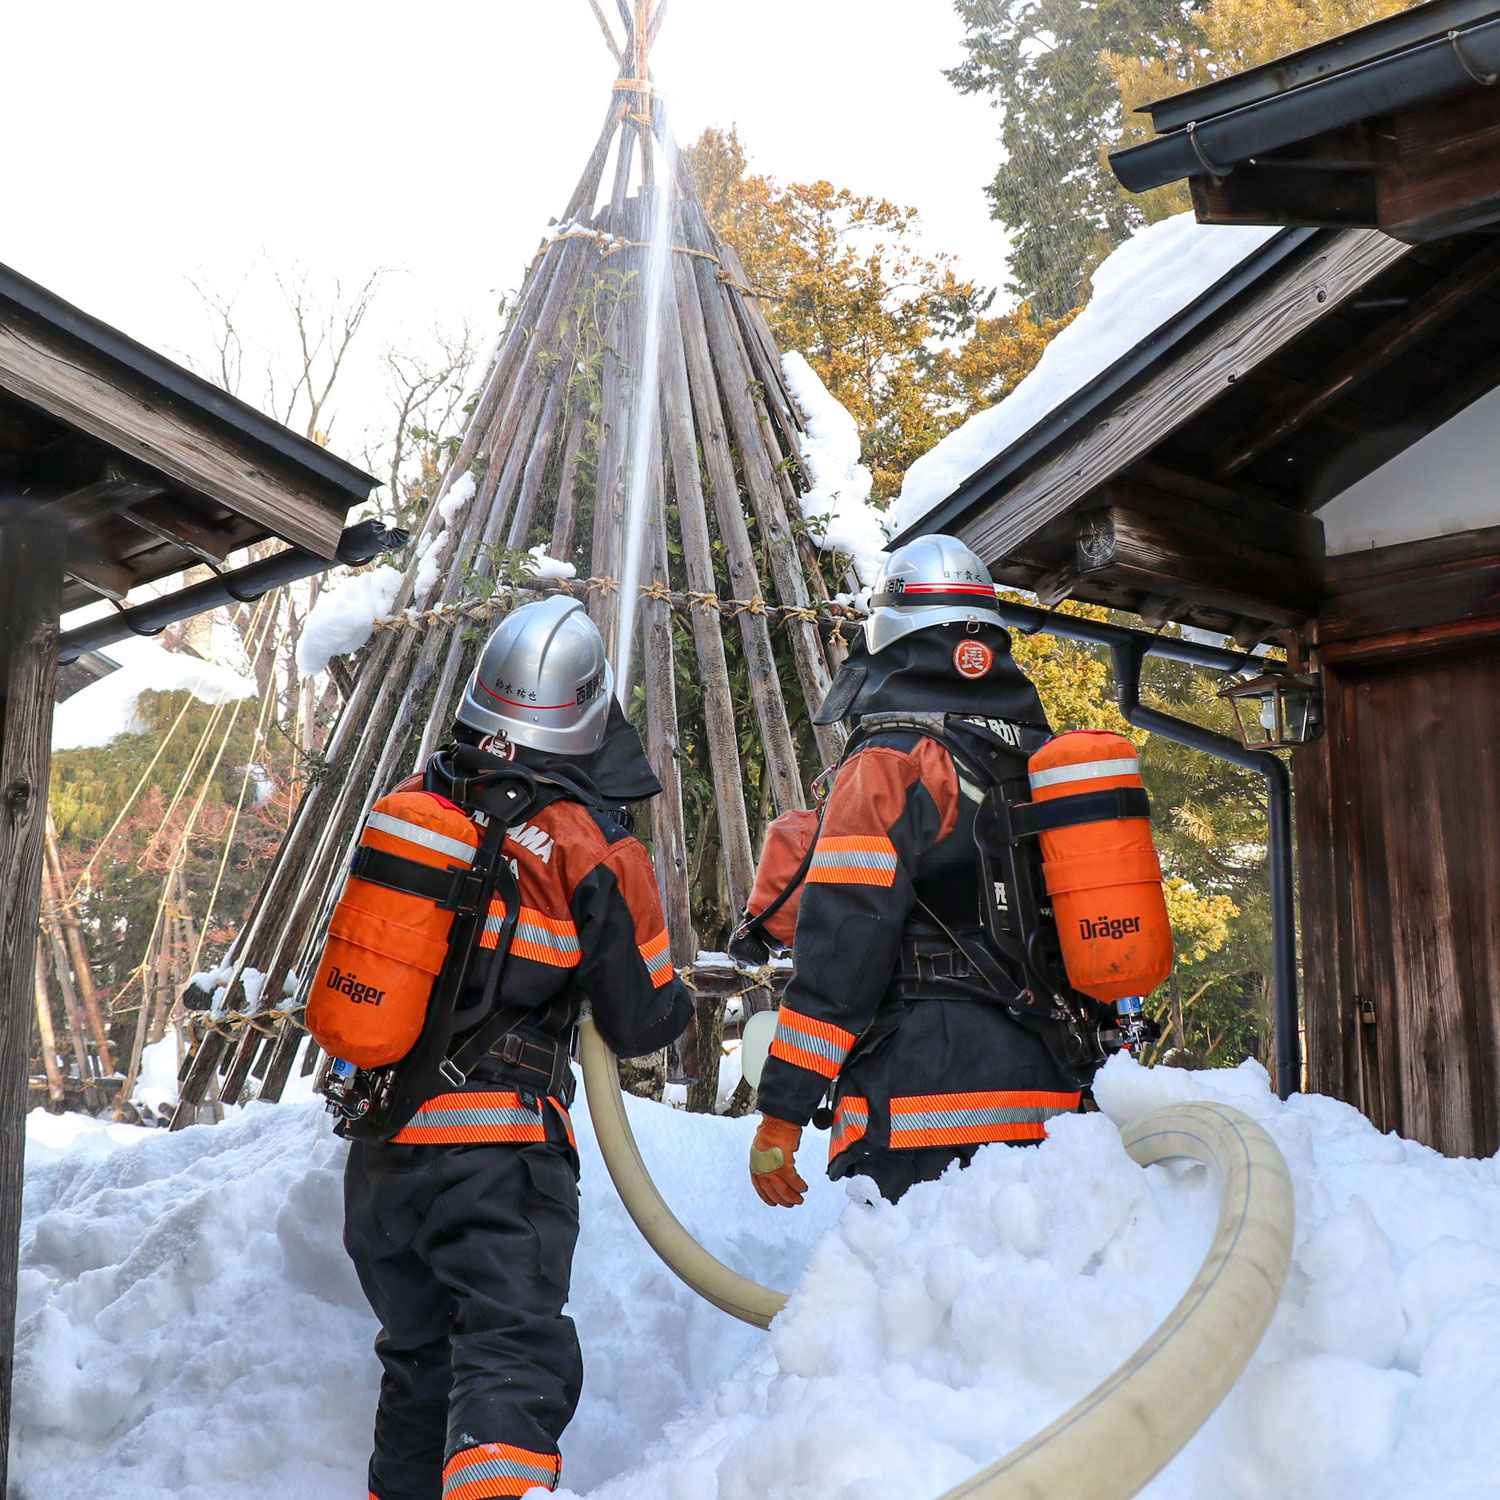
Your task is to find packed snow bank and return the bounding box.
[14,1088,840,1500]
[295,565,404,676]
[52,637,257,751]
[782,352,887,587]
[891,214,1283,534]
[17,1058,1500,1500]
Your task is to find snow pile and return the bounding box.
[295,566,404,677]
[891,215,1283,534]
[527,543,577,580]
[17,1058,1500,1500]
[52,638,257,752]
[14,1088,839,1500]
[412,469,478,601]
[782,352,888,586]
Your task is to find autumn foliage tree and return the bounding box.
[684,127,1070,499]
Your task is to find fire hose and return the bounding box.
[579,1017,1294,1500]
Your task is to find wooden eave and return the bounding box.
[1190,83,1500,245]
[0,264,375,614]
[920,229,1500,646]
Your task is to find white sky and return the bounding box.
[5,0,1010,471]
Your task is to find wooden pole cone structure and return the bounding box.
[173,1,864,1124]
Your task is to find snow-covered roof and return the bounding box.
[891,213,1286,536]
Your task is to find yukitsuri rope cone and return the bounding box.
[172,0,858,1124]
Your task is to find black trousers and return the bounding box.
[831,1144,980,1203]
[343,1124,581,1500]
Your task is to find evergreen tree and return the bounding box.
[947,0,1195,318]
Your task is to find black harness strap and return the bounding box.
[348,845,487,911]
[1001,785,1151,840]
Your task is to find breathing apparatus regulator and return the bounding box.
[735,536,1172,1085]
[312,598,613,1142]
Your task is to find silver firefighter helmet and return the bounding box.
[456,595,613,755]
[864,533,1004,654]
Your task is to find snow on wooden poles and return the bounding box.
[176,10,872,1112]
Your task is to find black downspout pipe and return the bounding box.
[1110,636,1301,1098]
[57,519,408,664]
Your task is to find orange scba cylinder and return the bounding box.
[747,807,821,948]
[306,790,480,1068]
[1027,731,1174,1005]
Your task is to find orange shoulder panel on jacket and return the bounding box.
[820,742,958,843]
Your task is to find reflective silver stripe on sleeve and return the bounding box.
[365,810,476,863]
[809,849,899,872]
[1027,756,1139,791]
[773,1018,849,1068]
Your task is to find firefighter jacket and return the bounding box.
[376,737,692,1148]
[759,629,1086,1176]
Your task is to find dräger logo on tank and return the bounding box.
[324,966,386,1006]
[1078,914,1142,942]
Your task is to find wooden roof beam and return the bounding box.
[1214,237,1500,478]
[121,496,240,562]
[0,307,348,557]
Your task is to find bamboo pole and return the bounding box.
[671,236,805,815]
[32,951,63,1106]
[548,394,587,560]
[640,417,694,957]
[681,207,841,767]
[659,278,754,914]
[506,374,568,548]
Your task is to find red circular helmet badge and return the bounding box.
[953,639,994,679]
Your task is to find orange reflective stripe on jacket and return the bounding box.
[638,928,673,988]
[442,1440,560,1498]
[829,1095,869,1159]
[887,1089,1080,1149]
[478,899,582,966]
[769,1004,856,1080]
[391,1092,573,1146]
[806,834,899,887]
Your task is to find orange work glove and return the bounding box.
[750,1115,807,1208]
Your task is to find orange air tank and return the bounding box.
[307,789,480,1068]
[1026,731,1174,1004]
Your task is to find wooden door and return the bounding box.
[1302,644,1500,1157]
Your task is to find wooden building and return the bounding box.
[895,4,1500,1161]
[0,262,377,1483]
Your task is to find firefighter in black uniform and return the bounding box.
[341,596,692,1500]
[750,535,1094,1209]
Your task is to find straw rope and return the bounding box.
[371,576,864,643]
[532,226,759,295]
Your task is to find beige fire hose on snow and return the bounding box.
[580,1016,1294,1500]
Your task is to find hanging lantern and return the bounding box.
[1218,671,1324,750]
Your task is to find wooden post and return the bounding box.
[0,510,65,1492]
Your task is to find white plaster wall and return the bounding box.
[1318,381,1500,554]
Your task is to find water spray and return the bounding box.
[612,119,680,705]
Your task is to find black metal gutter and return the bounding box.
[1109,635,1301,1099]
[56,520,408,663]
[1144,0,1500,134]
[890,227,1318,549]
[0,262,375,504]
[1112,15,1500,195]
[979,597,1299,1095]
